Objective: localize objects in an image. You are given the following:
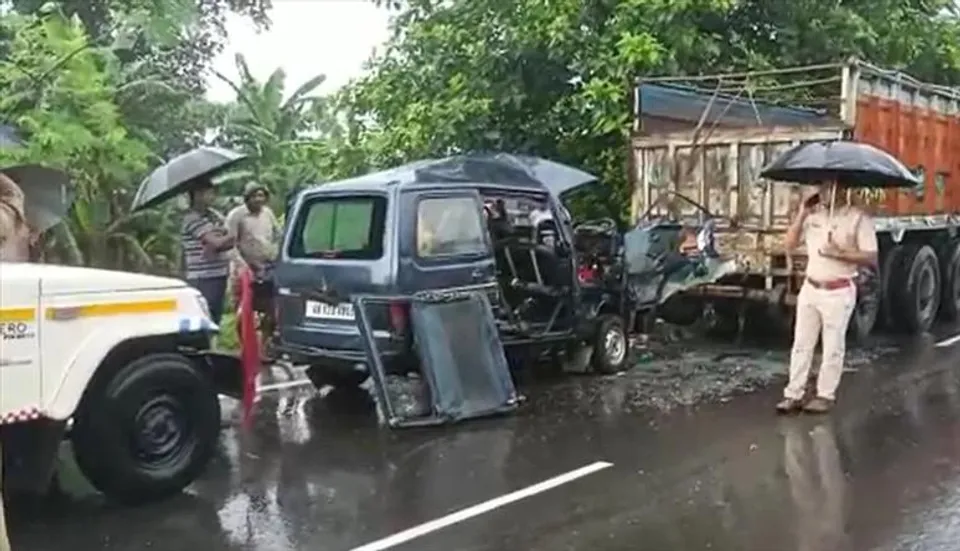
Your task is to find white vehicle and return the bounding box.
[0,262,241,504]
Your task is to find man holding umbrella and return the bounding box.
[181,178,234,325]
[777,180,878,413]
[762,141,918,414]
[132,147,248,326]
[0,164,74,551]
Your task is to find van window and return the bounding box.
[288,195,387,259]
[416,196,487,257]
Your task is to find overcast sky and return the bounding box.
[207,0,392,103]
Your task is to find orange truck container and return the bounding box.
[629,58,960,338]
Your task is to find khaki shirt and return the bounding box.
[0,174,29,262]
[802,206,878,280]
[226,204,279,268]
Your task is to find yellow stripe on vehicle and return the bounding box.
[0,308,37,322]
[45,298,177,321]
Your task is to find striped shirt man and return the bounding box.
[181,208,230,280]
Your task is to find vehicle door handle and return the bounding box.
[471,268,485,280]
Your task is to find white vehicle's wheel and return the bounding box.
[72,353,220,504]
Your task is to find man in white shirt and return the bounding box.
[226,182,281,366]
[777,183,879,414]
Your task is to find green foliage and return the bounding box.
[211,53,361,209]
[0,10,171,269]
[348,0,960,223]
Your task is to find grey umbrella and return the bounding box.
[759,141,920,188]
[0,124,75,232]
[132,146,247,212]
[0,165,74,232]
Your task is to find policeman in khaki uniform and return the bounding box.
[0,171,28,551]
[777,183,879,414]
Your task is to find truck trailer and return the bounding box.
[629,58,960,338]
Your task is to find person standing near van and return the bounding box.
[0,172,26,551]
[182,179,234,325]
[226,182,280,362]
[777,182,878,414]
[0,172,30,263]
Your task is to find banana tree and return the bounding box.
[212,53,333,203]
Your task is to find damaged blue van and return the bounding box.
[272,154,734,391]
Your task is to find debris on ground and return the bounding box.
[539,321,902,414]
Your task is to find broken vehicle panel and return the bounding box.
[623,194,738,308]
[352,293,519,428]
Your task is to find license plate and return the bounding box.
[304,300,355,321]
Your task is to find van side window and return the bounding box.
[288,195,387,260]
[416,196,487,258]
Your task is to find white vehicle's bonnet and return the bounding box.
[1,262,187,295]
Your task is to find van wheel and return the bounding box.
[893,244,941,334]
[938,239,960,321]
[590,315,628,374]
[71,353,220,505]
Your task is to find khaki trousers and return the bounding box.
[0,444,9,551]
[784,282,857,401]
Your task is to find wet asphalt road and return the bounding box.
[11,329,960,551]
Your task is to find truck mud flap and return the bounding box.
[352,292,520,429]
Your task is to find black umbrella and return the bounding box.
[759,141,920,188]
[0,165,74,232]
[132,146,247,212]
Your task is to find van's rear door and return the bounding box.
[274,190,393,351]
[396,188,497,295]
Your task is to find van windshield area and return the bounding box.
[287,195,387,260]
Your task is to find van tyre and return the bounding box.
[71,353,220,504]
[893,244,941,334]
[938,239,960,321]
[590,315,628,374]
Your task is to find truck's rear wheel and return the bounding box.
[938,239,960,321]
[879,245,906,329]
[72,353,220,504]
[893,244,941,334]
[848,281,880,343]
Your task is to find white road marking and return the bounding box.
[935,333,960,348]
[349,460,614,551]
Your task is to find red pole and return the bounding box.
[237,267,261,428]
